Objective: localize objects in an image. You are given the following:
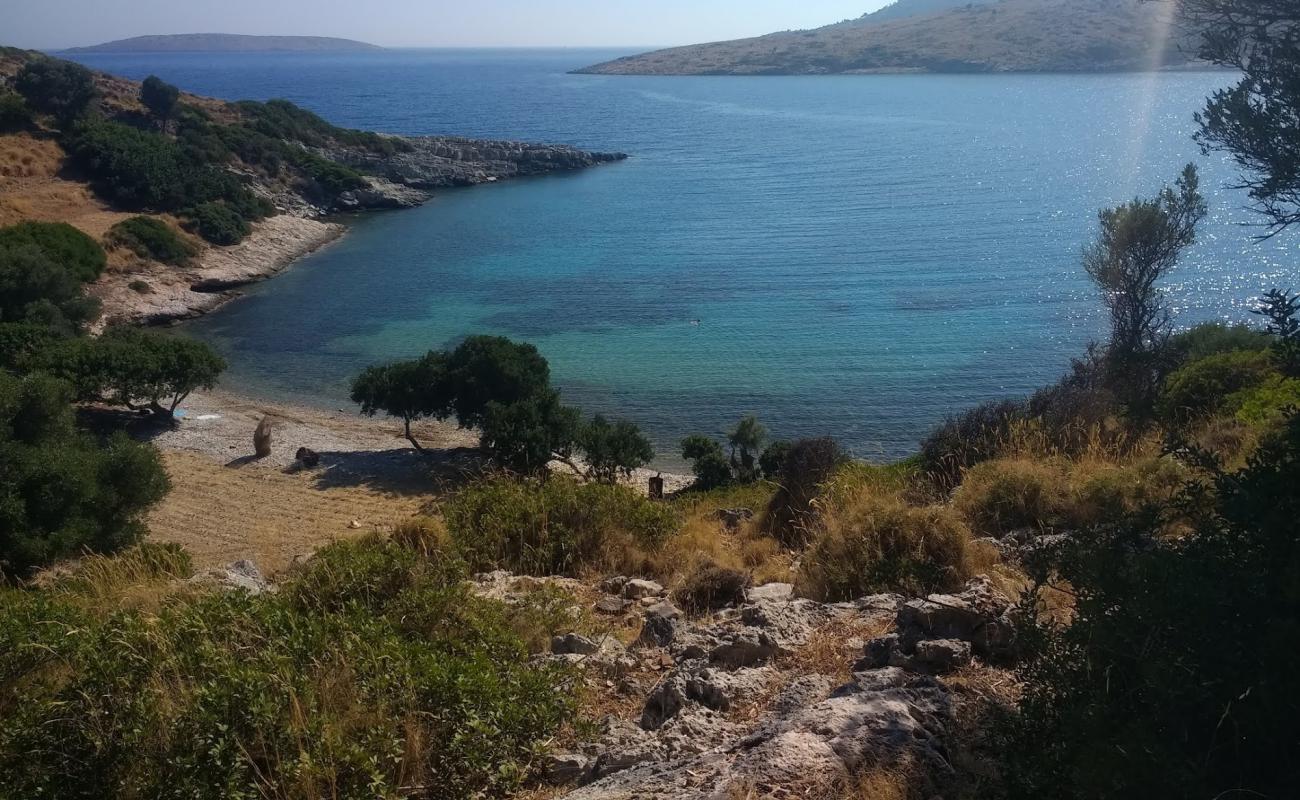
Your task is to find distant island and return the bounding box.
[64,34,383,54]
[575,0,1200,75]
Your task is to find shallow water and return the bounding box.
[68,49,1297,463]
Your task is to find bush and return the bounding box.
[918,399,1024,492]
[759,439,791,478]
[0,322,65,372]
[139,75,179,123]
[183,201,251,245]
[480,390,580,474]
[0,535,574,798]
[1156,349,1276,426]
[681,434,733,490]
[1004,413,1300,798]
[0,372,170,576]
[0,220,106,282]
[107,216,196,265]
[0,243,101,334]
[1164,321,1270,367]
[14,58,97,125]
[761,437,846,547]
[577,413,654,483]
[796,494,973,601]
[0,92,32,133]
[442,476,678,576]
[236,97,410,155]
[1064,457,1189,530]
[952,458,1068,536]
[1226,375,1300,429]
[672,558,749,613]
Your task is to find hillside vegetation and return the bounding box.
[577,0,1197,75]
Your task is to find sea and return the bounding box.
[64,48,1297,465]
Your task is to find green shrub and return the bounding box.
[681,433,733,490]
[1156,349,1277,426]
[0,372,170,576]
[0,536,573,798]
[139,75,179,123]
[1165,321,1270,367]
[14,58,97,125]
[1004,412,1300,798]
[236,97,410,155]
[443,476,679,576]
[184,201,250,245]
[107,216,197,265]
[0,220,106,281]
[0,243,101,334]
[0,322,65,372]
[952,458,1068,535]
[1064,457,1189,530]
[796,495,972,601]
[0,92,32,132]
[1226,375,1300,429]
[577,413,655,483]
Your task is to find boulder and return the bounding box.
[715,507,754,530]
[623,578,666,600]
[709,629,782,668]
[746,582,794,602]
[636,601,683,648]
[594,595,632,615]
[913,639,973,673]
[552,633,600,656]
[544,752,593,785]
[295,447,320,468]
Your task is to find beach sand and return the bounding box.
[144,388,692,573]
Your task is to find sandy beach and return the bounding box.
[143,387,692,572]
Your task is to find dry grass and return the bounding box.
[146,450,435,574]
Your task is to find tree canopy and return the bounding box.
[14,58,97,125]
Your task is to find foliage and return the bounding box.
[758,439,791,478]
[0,243,101,334]
[0,322,64,373]
[796,493,972,601]
[680,433,733,490]
[45,327,226,416]
[672,558,749,613]
[0,220,106,282]
[183,200,250,246]
[1164,321,1270,367]
[761,437,846,547]
[63,119,270,243]
[14,58,97,125]
[1185,0,1300,233]
[1253,288,1300,376]
[727,415,767,481]
[0,535,574,798]
[0,92,32,133]
[442,476,678,576]
[0,371,169,576]
[918,399,1024,491]
[236,97,410,155]
[139,75,179,123]
[106,215,196,265]
[1004,412,1300,798]
[577,413,655,483]
[480,389,579,474]
[1226,375,1300,429]
[1083,164,1206,418]
[1155,349,1276,427]
[952,458,1067,536]
[351,336,632,474]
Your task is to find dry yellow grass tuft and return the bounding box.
[146,450,435,574]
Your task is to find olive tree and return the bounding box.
[140,75,180,129]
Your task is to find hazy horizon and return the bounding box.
[4,1,890,51]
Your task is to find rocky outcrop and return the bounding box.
[321,136,627,197]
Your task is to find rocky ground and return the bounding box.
[467,571,1019,799]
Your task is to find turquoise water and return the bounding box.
[68,50,1296,463]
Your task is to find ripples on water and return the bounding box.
[69,49,1297,464]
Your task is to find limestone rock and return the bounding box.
[709,629,782,668]
[594,595,632,614]
[746,582,794,602]
[552,633,600,655]
[623,578,666,600]
[544,752,593,785]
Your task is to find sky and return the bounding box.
[3,1,891,51]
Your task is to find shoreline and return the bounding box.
[91,214,347,328]
[154,387,694,496]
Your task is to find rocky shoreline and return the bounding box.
[92,136,627,326]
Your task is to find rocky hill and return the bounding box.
[576,0,1198,75]
[65,34,383,54]
[865,0,996,23]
